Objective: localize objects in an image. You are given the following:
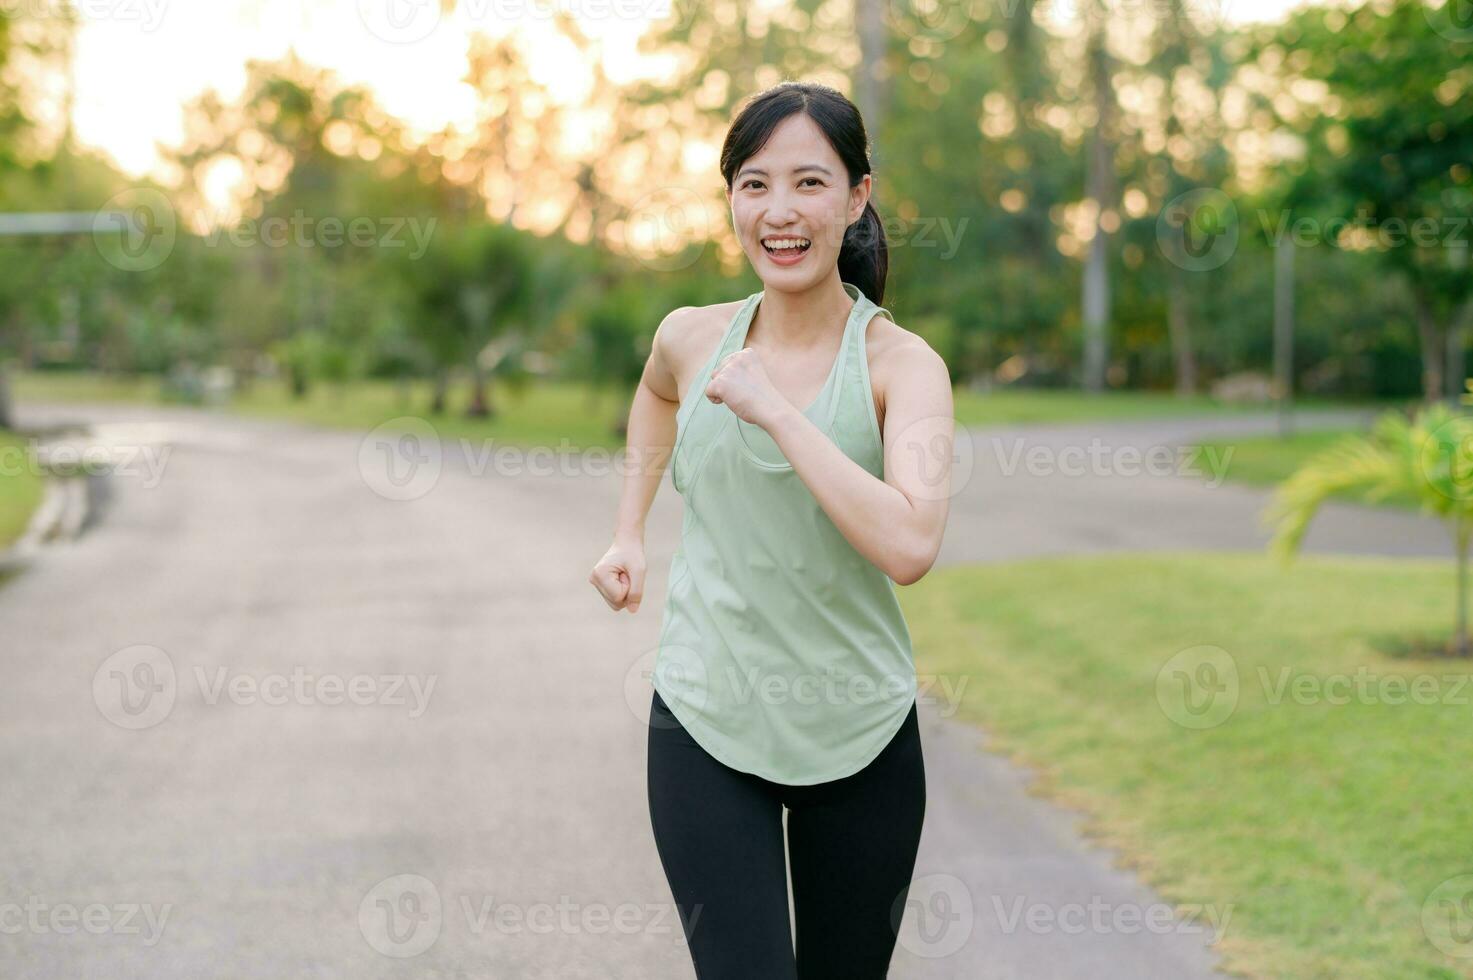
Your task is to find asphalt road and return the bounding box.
[0,400,1444,978]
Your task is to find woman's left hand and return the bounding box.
[705,347,790,429]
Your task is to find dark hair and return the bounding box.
[719,81,888,308]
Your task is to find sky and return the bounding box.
[65,0,1319,182]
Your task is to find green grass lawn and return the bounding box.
[0,430,44,550]
[15,370,1394,450]
[227,377,626,453]
[901,552,1473,980]
[12,370,165,405]
[952,388,1390,427]
[14,371,629,451]
[1196,428,1425,511]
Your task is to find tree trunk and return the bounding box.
[466,359,494,419]
[1445,296,1473,406]
[1081,22,1114,393]
[1458,517,1470,658]
[430,369,449,416]
[855,0,889,166]
[289,365,309,400]
[1447,321,1466,407]
[1274,240,1295,437]
[1167,265,1196,396]
[1412,285,1445,405]
[0,361,12,431]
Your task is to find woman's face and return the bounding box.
[727,112,870,291]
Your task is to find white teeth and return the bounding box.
[762,237,810,250]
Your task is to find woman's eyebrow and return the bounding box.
[736,164,835,179]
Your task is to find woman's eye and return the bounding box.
[742,180,763,190]
[801,177,821,187]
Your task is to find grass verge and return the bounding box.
[0,430,44,551]
[1196,428,1423,511]
[15,370,1394,450]
[901,552,1472,980]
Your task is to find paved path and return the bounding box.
[0,401,1444,979]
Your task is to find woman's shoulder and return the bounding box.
[654,298,748,370]
[863,311,950,422]
[863,311,945,374]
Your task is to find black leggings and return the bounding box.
[646,689,926,979]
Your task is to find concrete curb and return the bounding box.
[0,444,93,576]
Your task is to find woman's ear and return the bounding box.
[849,173,872,224]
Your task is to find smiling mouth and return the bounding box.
[761,236,811,256]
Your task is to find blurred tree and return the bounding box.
[165,51,479,398]
[1130,0,1235,395]
[1252,0,1473,403]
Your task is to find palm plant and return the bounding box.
[1264,397,1473,657]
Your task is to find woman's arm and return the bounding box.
[589,308,687,613]
[705,332,954,586]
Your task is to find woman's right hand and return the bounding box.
[589,536,646,613]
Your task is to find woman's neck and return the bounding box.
[750,273,854,351]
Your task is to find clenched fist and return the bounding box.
[589,537,645,613]
[705,346,789,429]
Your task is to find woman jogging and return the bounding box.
[589,80,955,979]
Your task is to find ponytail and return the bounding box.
[838,198,888,308]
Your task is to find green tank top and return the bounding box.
[651,280,918,785]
